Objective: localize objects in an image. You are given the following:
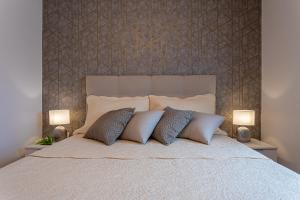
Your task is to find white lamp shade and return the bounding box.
[49,110,70,125]
[233,110,255,126]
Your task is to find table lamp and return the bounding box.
[49,110,70,141]
[233,110,255,143]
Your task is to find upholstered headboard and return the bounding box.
[86,75,216,97]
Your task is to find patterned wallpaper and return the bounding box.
[43,0,261,138]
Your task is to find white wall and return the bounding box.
[262,0,300,173]
[0,1,42,167]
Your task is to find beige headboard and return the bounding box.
[86,75,216,97]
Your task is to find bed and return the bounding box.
[0,75,299,200]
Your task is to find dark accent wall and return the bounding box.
[43,0,261,138]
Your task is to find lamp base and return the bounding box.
[50,126,68,142]
[237,126,251,143]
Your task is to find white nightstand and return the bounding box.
[24,144,50,156]
[244,138,277,162]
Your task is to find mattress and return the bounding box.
[0,134,299,200]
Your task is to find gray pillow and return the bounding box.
[152,107,193,145]
[121,111,164,144]
[179,112,224,144]
[84,108,134,145]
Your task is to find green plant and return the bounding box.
[36,136,54,145]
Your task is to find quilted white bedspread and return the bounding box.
[0,135,299,200]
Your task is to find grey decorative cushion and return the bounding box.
[152,107,193,145]
[121,111,164,144]
[84,108,134,145]
[179,112,224,145]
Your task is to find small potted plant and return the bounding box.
[36,136,54,145]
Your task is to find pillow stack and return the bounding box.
[73,96,149,135]
[80,94,225,145]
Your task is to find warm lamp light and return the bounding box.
[233,110,255,143]
[49,110,70,141]
[49,110,70,125]
[233,110,255,126]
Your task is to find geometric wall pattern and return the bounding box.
[43,0,261,138]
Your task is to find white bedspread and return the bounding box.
[0,135,299,200]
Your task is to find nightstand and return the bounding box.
[244,138,277,162]
[24,144,50,156]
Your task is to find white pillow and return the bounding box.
[214,128,228,136]
[149,94,215,114]
[73,96,149,134]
